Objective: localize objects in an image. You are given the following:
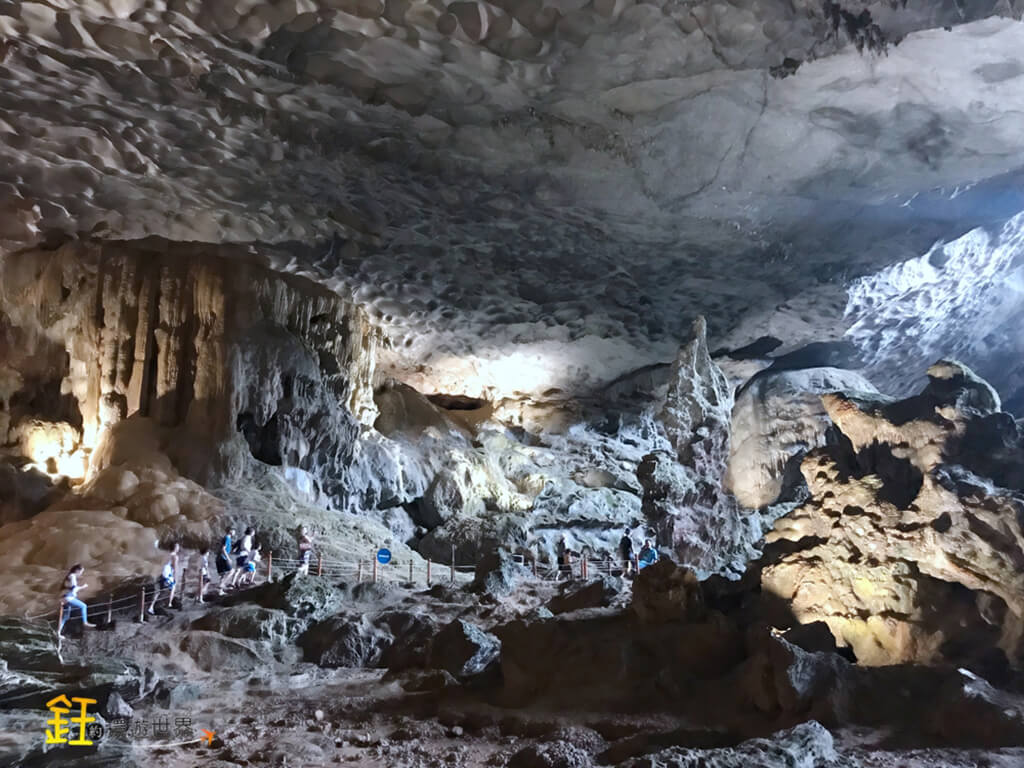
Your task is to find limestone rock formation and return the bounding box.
[0,240,376,508]
[428,619,501,679]
[763,360,1024,666]
[546,576,621,615]
[629,559,704,624]
[639,317,757,576]
[726,367,878,509]
[300,614,391,668]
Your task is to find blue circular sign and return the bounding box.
[376,548,391,565]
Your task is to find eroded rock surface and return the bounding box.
[764,360,1024,666]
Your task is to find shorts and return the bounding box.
[245,562,256,573]
[160,576,175,589]
[215,556,231,575]
[236,555,249,569]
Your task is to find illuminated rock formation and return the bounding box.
[0,239,376,501]
[763,360,1024,666]
[726,367,878,509]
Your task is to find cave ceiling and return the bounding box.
[3,0,1024,402]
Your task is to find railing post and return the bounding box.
[450,545,455,584]
[106,596,112,625]
[426,559,431,586]
[267,551,273,583]
[197,564,204,603]
[58,601,64,635]
[357,561,363,582]
[317,552,323,577]
[532,558,537,578]
[408,559,413,583]
[372,557,378,583]
[139,588,145,623]
[582,554,588,580]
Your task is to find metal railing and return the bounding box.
[27,550,636,638]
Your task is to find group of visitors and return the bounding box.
[552,531,659,580]
[618,531,659,575]
[57,524,266,633]
[212,526,262,596]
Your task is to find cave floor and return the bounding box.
[6,583,1024,768]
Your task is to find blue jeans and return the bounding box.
[61,597,88,631]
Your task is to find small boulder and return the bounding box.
[401,669,459,693]
[378,609,438,671]
[630,558,703,623]
[547,577,620,615]
[102,691,134,719]
[300,614,392,669]
[472,547,528,598]
[256,572,344,623]
[428,619,500,678]
[179,631,267,673]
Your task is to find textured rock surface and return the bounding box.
[623,721,837,768]
[300,614,392,668]
[428,619,501,678]
[629,558,703,624]
[639,317,760,576]
[763,360,1024,666]
[3,1,1024,405]
[0,240,375,505]
[727,367,878,509]
[546,576,621,615]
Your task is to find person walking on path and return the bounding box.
[59,564,95,635]
[216,526,236,595]
[240,544,261,586]
[228,527,255,589]
[618,530,634,576]
[297,525,313,576]
[196,547,211,603]
[149,543,180,614]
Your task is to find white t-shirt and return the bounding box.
[239,534,253,556]
[161,561,175,581]
[63,572,80,600]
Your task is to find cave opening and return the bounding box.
[426,393,489,411]
[236,411,283,466]
[857,441,924,508]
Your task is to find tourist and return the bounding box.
[638,539,659,570]
[240,544,262,586]
[149,542,180,614]
[618,530,634,575]
[216,526,236,595]
[59,564,95,634]
[556,535,577,580]
[297,525,313,576]
[229,527,255,589]
[196,547,211,603]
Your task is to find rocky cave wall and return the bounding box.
[763,360,1024,667]
[0,240,378,513]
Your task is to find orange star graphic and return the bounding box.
[201,729,215,745]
